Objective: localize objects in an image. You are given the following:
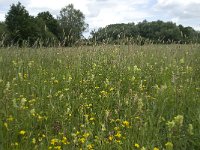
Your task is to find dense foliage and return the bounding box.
[90,20,200,44]
[58,4,88,46]
[0,2,200,46]
[1,2,87,47]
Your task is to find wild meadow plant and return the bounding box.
[0,44,200,149]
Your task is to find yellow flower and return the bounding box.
[134,143,140,148]
[114,126,120,131]
[116,139,122,144]
[19,130,26,135]
[115,132,122,138]
[110,87,114,91]
[122,120,130,127]
[100,90,108,97]
[4,122,8,129]
[54,146,61,150]
[7,116,14,121]
[62,137,70,145]
[76,131,80,135]
[78,138,85,144]
[108,135,114,141]
[51,138,59,145]
[87,144,94,149]
[89,117,95,121]
[83,132,90,138]
[153,147,159,150]
[165,142,173,150]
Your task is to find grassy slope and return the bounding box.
[0,44,200,150]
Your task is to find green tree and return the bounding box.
[58,4,88,46]
[5,2,33,45]
[37,11,61,38]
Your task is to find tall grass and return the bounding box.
[0,44,200,150]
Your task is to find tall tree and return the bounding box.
[5,2,32,45]
[37,11,60,38]
[58,4,88,46]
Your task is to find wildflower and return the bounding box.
[42,134,46,138]
[87,144,94,150]
[11,142,19,146]
[19,130,26,135]
[187,124,194,135]
[133,65,141,72]
[32,138,36,144]
[76,131,80,135]
[141,146,147,150]
[54,146,61,150]
[7,116,14,121]
[83,132,90,138]
[116,139,122,144]
[4,122,8,129]
[101,123,106,131]
[38,115,43,120]
[110,87,114,91]
[20,98,27,106]
[62,137,70,145]
[51,138,59,145]
[153,147,159,150]
[89,117,95,121]
[115,132,122,138]
[122,121,130,127]
[166,121,175,130]
[78,137,85,144]
[15,142,19,146]
[135,116,140,119]
[108,135,114,141]
[174,115,184,127]
[100,90,108,97]
[134,143,140,148]
[114,127,120,131]
[165,142,173,150]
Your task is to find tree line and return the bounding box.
[0,2,88,47]
[90,20,200,45]
[0,2,200,47]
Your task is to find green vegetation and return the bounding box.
[1,2,87,47]
[91,20,200,44]
[0,2,200,47]
[0,44,200,149]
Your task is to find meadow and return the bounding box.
[0,44,200,150]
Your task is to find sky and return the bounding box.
[0,0,200,36]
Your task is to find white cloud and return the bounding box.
[154,0,200,19]
[27,0,152,30]
[0,0,199,31]
[153,0,200,30]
